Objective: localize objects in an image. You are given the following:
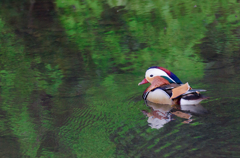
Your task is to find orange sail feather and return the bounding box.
[170,83,191,99]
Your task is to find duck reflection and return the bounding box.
[142,101,208,129]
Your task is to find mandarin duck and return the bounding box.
[138,66,208,105]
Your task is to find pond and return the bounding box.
[1,0,240,157]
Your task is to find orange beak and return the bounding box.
[138,78,149,86]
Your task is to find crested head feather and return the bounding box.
[147,66,182,84]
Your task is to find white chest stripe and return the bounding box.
[147,89,173,105]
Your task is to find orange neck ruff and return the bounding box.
[146,76,170,92]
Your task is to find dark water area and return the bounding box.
[1,0,240,157]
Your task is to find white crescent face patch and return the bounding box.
[145,68,175,83]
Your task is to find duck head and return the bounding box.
[138,66,182,85]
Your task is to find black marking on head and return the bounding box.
[161,76,175,83]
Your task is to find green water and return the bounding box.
[0,0,240,157]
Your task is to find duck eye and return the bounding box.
[150,74,153,77]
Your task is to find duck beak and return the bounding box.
[138,78,149,86]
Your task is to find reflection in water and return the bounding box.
[142,101,208,129]
[142,102,173,129]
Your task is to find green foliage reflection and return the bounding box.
[0,18,63,157]
[55,0,240,157]
[56,0,208,81]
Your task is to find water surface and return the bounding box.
[0,0,240,157]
